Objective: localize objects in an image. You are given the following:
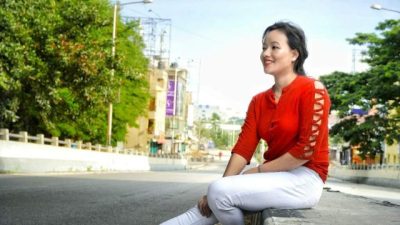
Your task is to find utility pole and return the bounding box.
[106,0,153,146]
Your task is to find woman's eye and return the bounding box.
[272,46,279,49]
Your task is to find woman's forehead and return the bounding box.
[262,30,288,44]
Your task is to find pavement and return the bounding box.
[183,151,400,225]
[260,182,400,225]
[0,171,220,225]
[1,150,399,225]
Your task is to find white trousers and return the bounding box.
[160,166,323,225]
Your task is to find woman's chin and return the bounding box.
[263,69,274,76]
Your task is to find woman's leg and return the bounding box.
[207,166,323,225]
[159,205,218,225]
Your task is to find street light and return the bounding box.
[107,0,153,146]
[370,3,400,14]
[185,59,202,146]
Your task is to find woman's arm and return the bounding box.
[223,153,248,177]
[243,152,308,174]
[243,80,330,175]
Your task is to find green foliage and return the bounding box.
[0,0,149,145]
[320,19,400,159]
[195,113,235,150]
[347,19,400,67]
[321,71,369,117]
[212,130,230,150]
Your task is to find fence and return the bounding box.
[346,163,400,170]
[0,128,187,158]
[329,163,400,188]
[0,128,190,173]
[0,128,122,152]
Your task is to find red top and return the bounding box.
[232,76,331,182]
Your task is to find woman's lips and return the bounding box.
[264,59,273,66]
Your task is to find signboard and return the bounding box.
[166,79,175,116]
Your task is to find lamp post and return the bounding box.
[186,59,202,148]
[371,4,400,14]
[107,0,153,146]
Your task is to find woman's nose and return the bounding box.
[262,48,270,57]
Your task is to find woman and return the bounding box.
[160,21,331,225]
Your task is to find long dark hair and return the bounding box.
[263,21,308,75]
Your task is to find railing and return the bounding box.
[0,128,136,154]
[344,163,400,170]
[148,153,183,159]
[0,128,202,161]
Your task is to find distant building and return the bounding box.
[384,107,400,164]
[165,64,191,153]
[124,61,193,154]
[195,104,221,121]
[125,66,168,153]
[330,106,399,165]
[194,105,243,122]
[384,140,400,164]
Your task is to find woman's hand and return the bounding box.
[242,166,259,174]
[197,195,212,217]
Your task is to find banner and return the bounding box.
[166,79,175,116]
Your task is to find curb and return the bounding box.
[261,209,310,225]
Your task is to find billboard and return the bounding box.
[166,79,175,116]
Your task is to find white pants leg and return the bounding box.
[160,166,323,225]
[160,205,218,225]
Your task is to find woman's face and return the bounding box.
[260,30,298,76]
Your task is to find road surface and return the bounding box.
[1,154,399,225]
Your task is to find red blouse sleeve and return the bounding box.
[288,81,330,160]
[231,97,261,163]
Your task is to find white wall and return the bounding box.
[0,141,186,173]
[329,166,400,188]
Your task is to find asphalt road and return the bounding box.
[0,171,221,225]
[1,156,399,225]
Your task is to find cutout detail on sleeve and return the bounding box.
[302,81,325,159]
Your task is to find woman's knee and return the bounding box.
[207,178,234,211]
[207,178,226,197]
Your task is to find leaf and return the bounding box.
[321,19,400,159]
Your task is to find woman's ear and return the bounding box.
[291,50,299,62]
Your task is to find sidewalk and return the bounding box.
[261,187,400,225]
[191,155,400,225]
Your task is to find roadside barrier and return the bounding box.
[0,128,126,154]
[0,128,189,173]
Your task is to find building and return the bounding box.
[195,104,221,121]
[330,106,400,165]
[194,104,243,122]
[384,141,400,164]
[125,61,193,154]
[125,63,168,153]
[384,107,400,164]
[165,64,191,153]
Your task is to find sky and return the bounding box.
[119,0,400,117]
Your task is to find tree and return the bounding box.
[0,0,149,144]
[193,113,231,149]
[208,113,230,149]
[320,19,400,159]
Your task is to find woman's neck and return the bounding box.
[273,72,297,93]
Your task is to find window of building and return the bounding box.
[148,119,154,135]
[149,97,156,111]
[157,78,164,89]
